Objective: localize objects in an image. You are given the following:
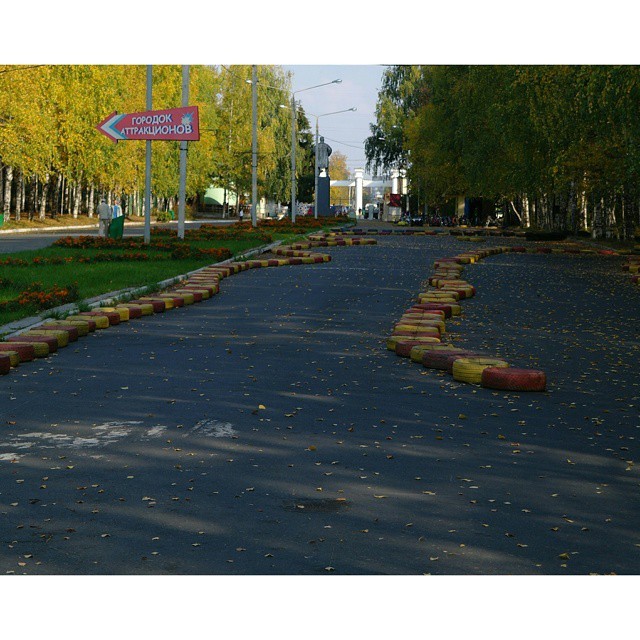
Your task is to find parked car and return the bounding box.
[409,212,425,226]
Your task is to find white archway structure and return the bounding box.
[331,169,397,218]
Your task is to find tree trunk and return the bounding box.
[509,200,523,225]
[27,176,37,220]
[3,165,13,218]
[520,195,530,228]
[72,176,82,218]
[15,170,24,221]
[580,190,588,231]
[622,189,635,240]
[568,181,577,234]
[88,184,95,217]
[39,173,50,220]
[63,175,70,215]
[591,197,605,239]
[604,195,617,239]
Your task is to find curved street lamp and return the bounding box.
[245,75,342,223]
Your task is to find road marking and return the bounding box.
[0,420,170,459]
[192,419,237,438]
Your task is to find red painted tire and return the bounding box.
[412,303,453,318]
[116,304,143,319]
[175,289,203,302]
[66,316,98,330]
[0,342,36,362]
[481,367,547,392]
[0,353,10,375]
[130,299,165,313]
[160,295,184,307]
[39,325,79,342]
[395,339,439,357]
[8,335,58,352]
[422,349,480,372]
[80,311,121,325]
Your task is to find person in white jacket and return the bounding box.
[97,198,112,238]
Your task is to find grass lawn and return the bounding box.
[0,220,347,329]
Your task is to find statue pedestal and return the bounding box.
[317,175,330,216]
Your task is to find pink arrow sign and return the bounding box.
[97,106,200,142]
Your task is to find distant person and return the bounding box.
[239,208,244,223]
[112,199,122,218]
[97,198,112,238]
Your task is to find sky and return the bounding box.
[282,65,384,176]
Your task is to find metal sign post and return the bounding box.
[251,65,258,228]
[144,65,152,245]
[178,65,189,240]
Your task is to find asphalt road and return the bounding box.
[0,233,638,575]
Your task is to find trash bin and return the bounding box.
[0,213,4,227]
[108,215,125,239]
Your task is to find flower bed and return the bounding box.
[0,282,79,313]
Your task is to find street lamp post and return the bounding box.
[247,75,341,225]
[251,65,258,228]
[313,108,356,219]
[289,79,341,223]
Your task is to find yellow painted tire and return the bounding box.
[56,320,90,336]
[387,335,439,351]
[63,318,95,333]
[115,304,144,318]
[424,290,460,300]
[26,329,68,348]
[171,292,195,305]
[65,316,99,331]
[452,357,509,384]
[394,324,441,335]
[100,307,130,322]
[133,303,155,316]
[397,319,445,333]
[148,296,174,310]
[2,350,20,367]
[172,291,197,304]
[80,314,110,329]
[3,340,49,358]
[395,338,441,357]
[409,343,458,362]
[403,310,446,320]
[181,287,211,299]
[420,296,459,305]
[409,344,441,362]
